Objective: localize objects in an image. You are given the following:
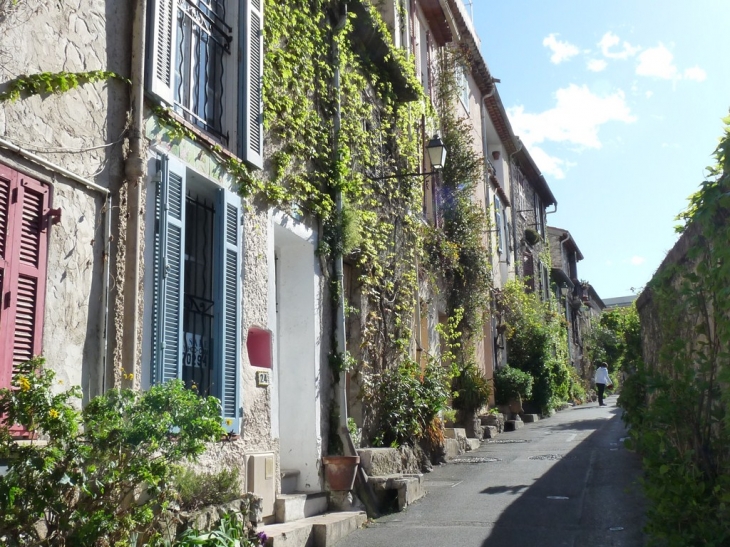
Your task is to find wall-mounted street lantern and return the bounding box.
[426,134,447,170]
[368,134,447,180]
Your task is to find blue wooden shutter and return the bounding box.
[146,0,178,105]
[239,0,264,169]
[151,155,186,385]
[215,189,242,433]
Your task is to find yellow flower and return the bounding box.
[225,418,233,426]
[18,376,31,392]
[49,408,60,419]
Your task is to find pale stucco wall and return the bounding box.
[0,0,130,400]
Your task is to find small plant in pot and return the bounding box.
[452,362,492,437]
[494,364,533,417]
[524,228,540,246]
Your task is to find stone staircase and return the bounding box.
[259,470,366,547]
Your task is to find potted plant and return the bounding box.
[322,454,360,491]
[524,228,540,246]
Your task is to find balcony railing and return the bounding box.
[174,0,232,143]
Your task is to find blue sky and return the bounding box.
[470,1,730,299]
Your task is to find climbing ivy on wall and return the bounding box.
[620,117,730,546]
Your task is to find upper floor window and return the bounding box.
[457,66,469,110]
[494,195,503,254]
[146,0,264,169]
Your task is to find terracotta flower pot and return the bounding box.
[322,455,360,491]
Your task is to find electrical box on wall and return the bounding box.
[246,453,275,518]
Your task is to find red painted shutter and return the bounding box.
[0,166,49,389]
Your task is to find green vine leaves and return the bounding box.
[0,70,130,103]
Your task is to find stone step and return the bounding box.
[522,414,539,423]
[260,511,367,547]
[483,425,498,439]
[444,437,461,460]
[443,427,467,440]
[281,469,300,495]
[465,438,481,451]
[274,492,328,523]
[367,474,425,512]
[504,419,524,431]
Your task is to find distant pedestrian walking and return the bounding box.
[594,362,612,406]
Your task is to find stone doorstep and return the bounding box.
[443,427,467,440]
[504,419,524,432]
[274,492,328,524]
[521,414,540,423]
[261,511,367,547]
[367,474,425,511]
[465,438,481,451]
[444,438,461,460]
[483,425,498,439]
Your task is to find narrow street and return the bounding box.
[341,394,646,547]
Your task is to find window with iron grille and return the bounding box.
[150,155,243,433]
[146,0,264,169]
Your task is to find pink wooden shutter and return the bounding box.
[0,167,50,389]
[0,165,13,388]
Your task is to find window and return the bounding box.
[150,155,242,433]
[533,194,543,236]
[0,164,49,390]
[146,0,264,169]
[457,66,469,109]
[494,195,503,254]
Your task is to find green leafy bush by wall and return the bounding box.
[0,358,225,546]
[493,365,533,405]
[620,117,730,546]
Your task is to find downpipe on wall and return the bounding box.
[121,0,148,388]
[332,6,354,455]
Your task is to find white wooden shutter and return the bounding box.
[147,0,178,105]
[151,155,186,385]
[239,0,264,169]
[214,189,242,433]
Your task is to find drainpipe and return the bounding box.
[122,0,148,388]
[508,137,523,267]
[332,6,351,454]
[0,136,112,400]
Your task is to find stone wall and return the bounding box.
[0,0,131,400]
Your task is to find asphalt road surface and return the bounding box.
[341,394,646,547]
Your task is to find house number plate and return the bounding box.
[256,371,270,387]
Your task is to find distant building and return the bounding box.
[603,295,638,309]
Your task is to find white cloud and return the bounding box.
[645,90,654,98]
[636,44,679,80]
[507,84,636,150]
[683,66,707,82]
[630,256,646,265]
[587,59,607,72]
[599,32,640,60]
[543,33,580,64]
[525,146,568,179]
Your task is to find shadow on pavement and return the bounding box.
[481,408,646,547]
[545,416,619,431]
[480,485,530,495]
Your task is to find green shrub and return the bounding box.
[494,365,533,405]
[369,359,451,447]
[452,362,491,412]
[174,511,266,547]
[0,357,225,546]
[174,467,243,512]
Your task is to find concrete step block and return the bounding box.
[261,511,366,547]
[443,427,467,440]
[522,414,539,423]
[504,419,524,431]
[465,438,481,451]
[275,492,328,523]
[483,425,498,439]
[444,438,461,460]
[312,511,368,547]
[367,474,425,512]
